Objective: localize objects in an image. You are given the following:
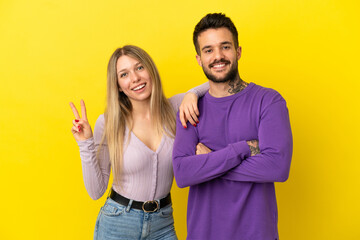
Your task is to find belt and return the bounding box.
[109,189,171,213]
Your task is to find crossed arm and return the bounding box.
[172,99,293,188]
[196,140,259,156]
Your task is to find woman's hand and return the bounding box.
[179,92,200,128]
[196,143,212,155]
[69,99,93,141]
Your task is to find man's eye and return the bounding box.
[205,49,212,53]
[223,46,230,49]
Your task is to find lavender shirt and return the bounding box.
[77,83,208,202]
[173,83,293,240]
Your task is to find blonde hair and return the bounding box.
[102,45,176,184]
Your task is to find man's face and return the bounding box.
[196,28,241,83]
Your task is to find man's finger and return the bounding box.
[69,102,80,119]
[80,99,88,121]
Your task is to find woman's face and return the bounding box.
[116,55,153,104]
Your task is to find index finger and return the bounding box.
[69,102,80,119]
[80,99,88,121]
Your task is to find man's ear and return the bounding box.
[196,54,202,67]
[237,46,242,60]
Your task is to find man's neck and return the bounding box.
[208,76,248,98]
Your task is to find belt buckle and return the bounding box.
[142,200,159,213]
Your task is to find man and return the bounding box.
[172,13,293,240]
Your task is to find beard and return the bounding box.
[202,59,238,83]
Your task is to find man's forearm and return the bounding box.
[173,138,251,188]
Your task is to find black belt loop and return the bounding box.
[109,189,171,213]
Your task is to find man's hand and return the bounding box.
[179,92,199,128]
[196,143,212,155]
[246,140,260,156]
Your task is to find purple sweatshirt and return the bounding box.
[172,83,292,240]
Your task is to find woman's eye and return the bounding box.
[137,66,144,70]
[120,73,127,78]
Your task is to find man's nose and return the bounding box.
[213,48,225,61]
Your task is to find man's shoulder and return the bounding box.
[250,83,285,102]
[198,93,208,104]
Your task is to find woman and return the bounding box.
[69,45,207,239]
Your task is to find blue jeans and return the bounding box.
[94,197,178,240]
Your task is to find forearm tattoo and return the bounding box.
[247,140,260,156]
[249,145,260,156]
[228,77,248,95]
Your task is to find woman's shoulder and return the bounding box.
[94,114,106,140]
[95,114,105,125]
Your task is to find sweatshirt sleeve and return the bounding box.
[221,99,293,182]
[168,82,209,111]
[77,114,111,200]
[172,112,251,188]
[187,81,209,97]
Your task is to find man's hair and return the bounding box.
[193,13,239,54]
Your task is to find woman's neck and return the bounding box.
[130,99,151,120]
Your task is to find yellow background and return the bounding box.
[1,0,359,239]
